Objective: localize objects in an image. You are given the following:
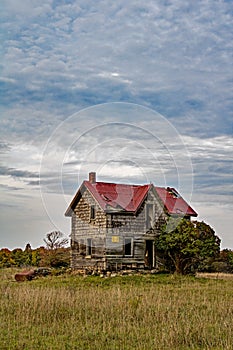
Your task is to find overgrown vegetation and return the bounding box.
[0,270,233,350]
[156,219,221,274]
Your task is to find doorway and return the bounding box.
[145,240,154,269]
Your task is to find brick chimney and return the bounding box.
[89,172,96,183]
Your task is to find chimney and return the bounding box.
[89,172,96,184]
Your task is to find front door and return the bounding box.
[145,240,154,269]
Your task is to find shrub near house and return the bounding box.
[156,218,221,274]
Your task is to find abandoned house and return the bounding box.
[65,172,197,270]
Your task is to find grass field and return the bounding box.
[1,269,233,350]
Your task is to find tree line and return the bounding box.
[0,231,70,269]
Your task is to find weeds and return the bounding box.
[0,270,232,349]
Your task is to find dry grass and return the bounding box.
[0,269,233,349]
[196,272,233,280]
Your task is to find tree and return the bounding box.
[24,243,32,266]
[31,249,41,267]
[220,249,233,271]
[44,231,68,250]
[46,247,70,268]
[24,243,32,252]
[211,249,233,273]
[156,218,220,275]
[0,248,11,268]
[11,248,25,267]
[43,231,70,268]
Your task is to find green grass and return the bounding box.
[1,268,233,349]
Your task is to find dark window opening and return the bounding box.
[79,240,86,256]
[90,205,96,220]
[87,238,92,255]
[145,240,153,268]
[124,238,132,256]
[146,204,154,230]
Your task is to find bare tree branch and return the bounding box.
[43,231,69,250]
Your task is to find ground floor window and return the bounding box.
[124,237,133,256]
[86,238,92,256]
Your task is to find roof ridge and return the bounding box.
[92,181,150,187]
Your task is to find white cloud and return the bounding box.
[2,1,232,126]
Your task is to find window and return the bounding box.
[86,238,92,256]
[146,204,154,229]
[124,238,133,256]
[90,205,96,220]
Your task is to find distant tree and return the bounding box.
[24,243,32,266]
[24,243,32,252]
[210,249,233,273]
[11,248,26,267]
[156,218,220,275]
[35,247,47,267]
[0,248,11,268]
[44,231,68,250]
[220,249,233,271]
[31,249,41,267]
[47,248,70,268]
[43,231,69,268]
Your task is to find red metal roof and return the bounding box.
[65,180,197,217]
[84,181,151,212]
[155,187,197,216]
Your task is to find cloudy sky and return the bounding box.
[1,0,232,249]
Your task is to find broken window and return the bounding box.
[124,237,133,256]
[146,203,154,230]
[86,238,92,256]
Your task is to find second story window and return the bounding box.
[90,205,96,220]
[146,203,154,230]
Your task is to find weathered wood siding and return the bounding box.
[71,188,107,269]
[71,186,167,270]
